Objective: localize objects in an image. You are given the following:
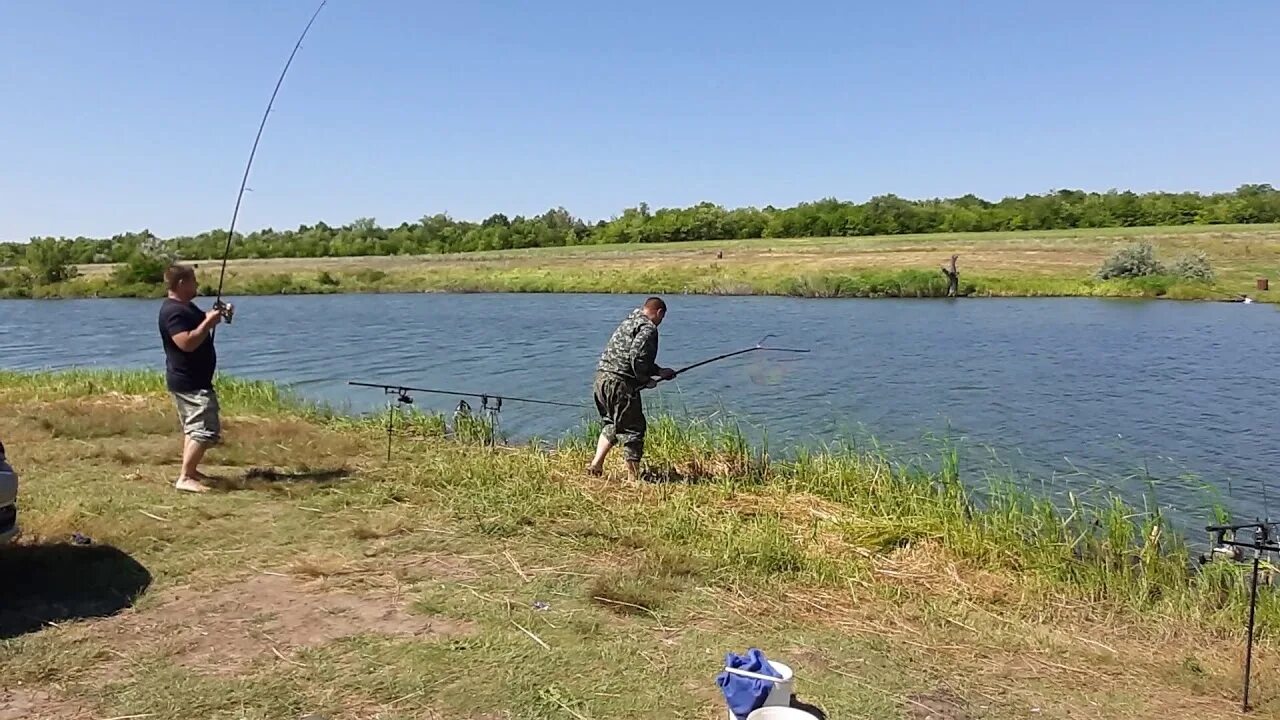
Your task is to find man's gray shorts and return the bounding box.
[172,388,221,445]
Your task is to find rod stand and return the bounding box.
[1202,520,1279,713]
[382,387,414,460]
[479,395,503,447]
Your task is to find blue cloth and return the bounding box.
[716,648,782,720]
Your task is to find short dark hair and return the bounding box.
[643,296,666,313]
[163,263,195,291]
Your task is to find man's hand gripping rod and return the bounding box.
[212,300,235,324]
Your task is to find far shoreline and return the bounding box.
[1,278,1267,303]
[3,224,1276,303]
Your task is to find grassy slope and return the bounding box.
[48,223,1280,301]
[0,369,1275,719]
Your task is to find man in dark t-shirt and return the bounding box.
[158,263,232,493]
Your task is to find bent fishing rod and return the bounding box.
[660,334,810,381]
[211,0,329,325]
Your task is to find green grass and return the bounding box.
[0,368,317,416]
[1,368,1276,718]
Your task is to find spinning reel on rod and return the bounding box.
[1199,519,1280,712]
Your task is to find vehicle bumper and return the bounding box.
[0,503,17,544]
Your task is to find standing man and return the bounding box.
[587,297,676,480]
[158,263,231,493]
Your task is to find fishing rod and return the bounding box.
[661,334,810,380]
[349,334,808,456]
[211,0,329,325]
[347,381,584,408]
[347,380,586,459]
[1200,519,1280,713]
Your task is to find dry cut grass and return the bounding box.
[0,371,1274,719]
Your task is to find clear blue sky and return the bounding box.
[1,1,1275,242]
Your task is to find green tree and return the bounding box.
[23,238,79,284]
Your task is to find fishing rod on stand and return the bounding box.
[347,381,586,459]
[209,1,329,331]
[351,335,809,459]
[1200,519,1280,712]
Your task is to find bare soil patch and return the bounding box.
[0,687,93,720]
[103,573,475,674]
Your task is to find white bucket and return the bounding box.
[723,660,794,720]
[747,708,818,720]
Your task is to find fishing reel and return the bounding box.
[1199,519,1280,712]
[212,299,235,324]
[453,399,471,422]
[1199,520,1280,564]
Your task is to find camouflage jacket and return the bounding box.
[597,308,659,385]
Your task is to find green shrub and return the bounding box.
[353,269,388,283]
[1096,241,1164,280]
[23,238,78,284]
[1169,251,1215,282]
[111,251,169,285]
[0,268,34,297]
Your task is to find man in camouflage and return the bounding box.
[587,297,676,480]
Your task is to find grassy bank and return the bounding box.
[0,369,1275,719]
[8,224,1280,301]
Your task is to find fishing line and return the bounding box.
[211,0,329,324]
[347,381,585,408]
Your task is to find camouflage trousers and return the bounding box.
[593,371,646,462]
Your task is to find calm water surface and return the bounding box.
[2,293,1276,523]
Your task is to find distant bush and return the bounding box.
[111,251,169,285]
[1168,251,1215,282]
[779,269,972,298]
[23,238,78,285]
[0,268,33,298]
[1095,241,1165,280]
[353,269,388,283]
[317,271,340,286]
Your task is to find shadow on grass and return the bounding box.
[641,462,761,486]
[0,542,152,640]
[207,465,354,491]
[791,695,828,719]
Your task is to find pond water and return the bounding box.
[2,292,1276,524]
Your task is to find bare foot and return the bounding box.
[174,475,211,493]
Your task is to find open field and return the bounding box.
[0,369,1276,719]
[38,223,1280,300]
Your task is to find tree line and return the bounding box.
[2,185,1278,272]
